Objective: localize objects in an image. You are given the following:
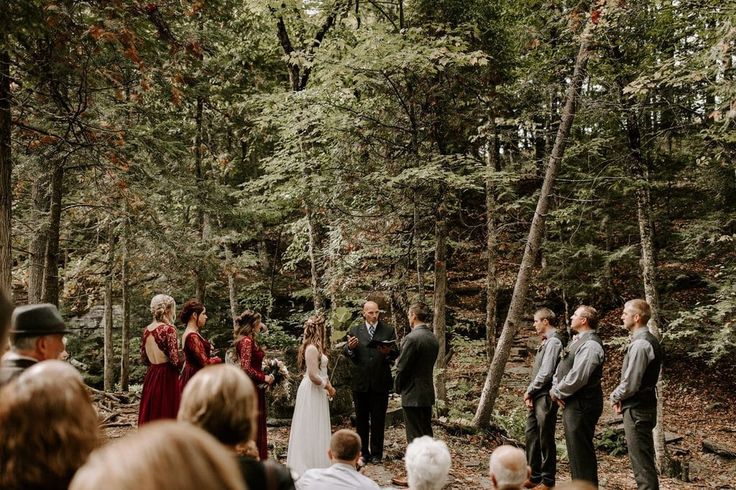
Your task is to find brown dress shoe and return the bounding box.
[531,484,554,489]
[391,475,409,487]
[524,480,540,489]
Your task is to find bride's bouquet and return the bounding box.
[262,358,291,402]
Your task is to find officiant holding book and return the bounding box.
[343,300,398,464]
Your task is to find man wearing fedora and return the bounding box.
[0,303,71,387]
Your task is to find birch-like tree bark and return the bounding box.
[625,107,669,470]
[433,191,448,408]
[473,10,598,426]
[485,113,500,362]
[120,213,131,392]
[103,223,115,392]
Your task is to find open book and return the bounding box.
[367,338,398,349]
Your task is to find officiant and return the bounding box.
[342,300,398,464]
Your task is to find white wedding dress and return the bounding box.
[286,344,331,476]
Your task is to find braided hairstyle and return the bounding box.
[297,315,325,372]
[150,294,176,324]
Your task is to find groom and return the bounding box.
[343,300,398,464]
[392,301,439,486]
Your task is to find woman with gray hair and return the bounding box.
[404,436,452,490]
[138,294,183,425]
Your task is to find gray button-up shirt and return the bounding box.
[550,330,604,399]
[296,463,380,490]
[609,326,656,403]
[526,328,563,397]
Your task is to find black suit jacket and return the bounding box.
[394,324,439,407]
[342,321,398,393]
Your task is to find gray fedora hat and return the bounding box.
[10,303,73,337]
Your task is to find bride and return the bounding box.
[286,315,336,476]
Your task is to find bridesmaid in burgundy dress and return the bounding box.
[234,310,274,460]
[138,294,182,426]
[179,299,222,389]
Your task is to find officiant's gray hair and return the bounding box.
[405,436,451,490]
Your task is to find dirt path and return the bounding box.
[100,332,736,489]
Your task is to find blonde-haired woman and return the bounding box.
[138,294,182,425]
[70,421,246,490]
[178,364,295,490]
[286,315,335,476]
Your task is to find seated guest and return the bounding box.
[489,445,529,490]
[0,288,12,355]
[0,303,71,387]
[404,436,452,490]
[70,421,245,490]
[556,482,596,490]
[296,429,380,490]
[178,364,295,490]
[0,360,101,490]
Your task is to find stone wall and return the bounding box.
[267,343,354,423]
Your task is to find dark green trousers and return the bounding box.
[562,394,603,486]
[623,405,659,490]
[525,394,558,486]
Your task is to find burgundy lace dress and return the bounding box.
[138,323,182,426]
[179,332,222,389]
[237,336,268,460]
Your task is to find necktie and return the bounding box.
[368,324,376,339]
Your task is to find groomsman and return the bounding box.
[550,305,605,487]
[523,308,564,490]
[610,299,662,490]
[343,300,398,464]
[392,302,439,487]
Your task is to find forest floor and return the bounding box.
[100,328,736,489]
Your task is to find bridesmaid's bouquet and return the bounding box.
[262,358,291,401]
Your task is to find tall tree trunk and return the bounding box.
[28,170,50,302]
[0,48,11,293]
[120,212,131,391]
[224,242,237,328]
[305,205,324,312]
[625,107,669,471]
[414,195,425,302]
[433,191,448,409]
[103,224,115,392]
[390,273,410,340]
[194,96,207,302]
[473,13,596,427]
[42,162,64,305]
[485,114,500,362]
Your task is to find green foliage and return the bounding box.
[260,321,300,350]
[492,407,527,445]
[596,428,628,457]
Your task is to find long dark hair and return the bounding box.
[179,300,205,325]
[233,310,261,351]
[297,315,325,372]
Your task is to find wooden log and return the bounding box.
[702,439,736,458]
